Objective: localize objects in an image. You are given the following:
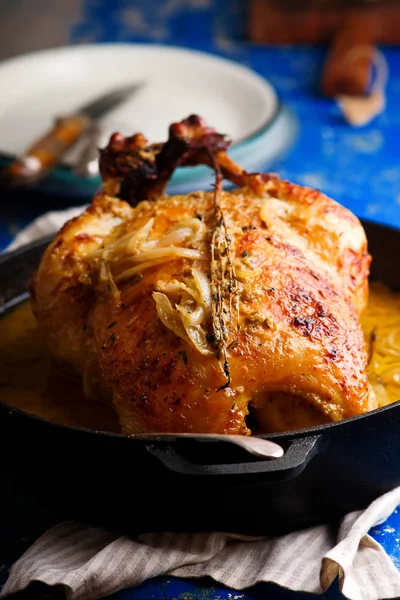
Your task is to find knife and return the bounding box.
[73,122,102,178]
[2,82,144,186]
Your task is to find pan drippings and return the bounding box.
[0,302,119,432]
[1,282,400,431]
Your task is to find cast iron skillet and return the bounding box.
[0,219,400,537]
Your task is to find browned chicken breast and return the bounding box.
[31,116,376,435]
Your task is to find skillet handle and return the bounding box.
[146,435,321,480]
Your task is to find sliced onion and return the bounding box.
[379,365,400,386]
[153,228,194,248]
[115,259,171,282]
[375,327,400,357]
[124,246,203,264]
[371,379,391,407]
[176,304,212,355]
[99,260,120,303]
[153,292,191,345]
[126,218,155,253]
[177,302,206,326]
[158,270,211,314]
[235,264,261,281]
[192,269,212,309]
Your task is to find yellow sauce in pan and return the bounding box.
[0,282,399,431]
[361,283,400,408]
[0,301,119,432]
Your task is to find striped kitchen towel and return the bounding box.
[2,488,400,600]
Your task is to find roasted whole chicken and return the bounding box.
[31,115,376,435]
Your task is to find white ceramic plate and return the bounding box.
[0,43,295,197]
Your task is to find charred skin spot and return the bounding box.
[292,313,338,340]
[326,346,340,360]
[293,316,315,336]
[168,395,182,406]
[161,357,178,385]
[288,284,339,341]
[271,239,305,259]
[74,233,96,242]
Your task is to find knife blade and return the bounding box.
[73,122,102,178]
[2,82,144,186]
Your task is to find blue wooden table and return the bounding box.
[1,38,400,599]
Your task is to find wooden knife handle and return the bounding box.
[321,14,377,98]
[3,114,91,185]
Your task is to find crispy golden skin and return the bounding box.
[31,168,375,434]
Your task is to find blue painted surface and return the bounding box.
[3,44,400,247]
[1,1,400,598]
[70,0,247,48]
[109,576,344,600]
